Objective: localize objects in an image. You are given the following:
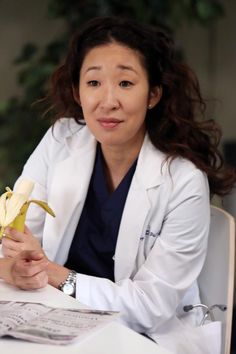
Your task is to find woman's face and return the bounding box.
[76,42,160,150]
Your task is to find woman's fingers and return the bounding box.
[10,250,49,290]
[13,271,49,290]
[22,250,45,262]
[2,227,43,257]
[2,227,26,257]
[4,227,25,241]
[2,236,23,255]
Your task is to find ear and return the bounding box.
[148,86,162,109]
[72,86,81,105]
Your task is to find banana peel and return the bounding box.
[0,180,55,239]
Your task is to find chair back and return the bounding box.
[198,206,235,354]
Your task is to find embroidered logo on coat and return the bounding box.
[140,225,160,240]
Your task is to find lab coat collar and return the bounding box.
[135,133,166,189]
[44,123,97,262]
[62,120,166,190]
[45,123,167,266]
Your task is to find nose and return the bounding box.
[100,85,120,111]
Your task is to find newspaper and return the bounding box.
[0,301,119,345]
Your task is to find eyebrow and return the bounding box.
[117,64,138,74]
[85,64,138,74]
[85,66,101,73]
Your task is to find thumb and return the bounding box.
[20,250,45,262]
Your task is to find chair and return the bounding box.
[198,206,235,354]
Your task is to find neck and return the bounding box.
[100,136,144,192]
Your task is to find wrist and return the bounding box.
[46,261,70,289]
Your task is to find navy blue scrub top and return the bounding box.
[65,144,137,281]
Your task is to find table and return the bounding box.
[0,280,171,354]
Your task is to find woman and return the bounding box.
[0,17,235,353]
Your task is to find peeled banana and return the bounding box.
[0,179,55,239]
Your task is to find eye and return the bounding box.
[87,80,100,87]
[119,81,133,88]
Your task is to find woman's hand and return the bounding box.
[1,227,73,291]
[2,226,43,258]
[0,249,70,291]
[1,250,49,290]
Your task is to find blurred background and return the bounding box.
[0,0,235,350]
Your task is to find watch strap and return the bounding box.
[58,270,77,296]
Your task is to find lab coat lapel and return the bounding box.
[114,181,150,281]
[114,135,165,281]
[43,127,97,262]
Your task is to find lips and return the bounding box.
[97,118,123,129]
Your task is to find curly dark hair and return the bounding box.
[48,16,235,196]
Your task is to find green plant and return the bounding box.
[0,0,224,191]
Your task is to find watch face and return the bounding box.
[61,282,75,296]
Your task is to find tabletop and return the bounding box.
[0,280,172,354]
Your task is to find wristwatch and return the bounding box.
[58,270,77,297]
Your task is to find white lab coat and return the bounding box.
[15,118,215,353]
